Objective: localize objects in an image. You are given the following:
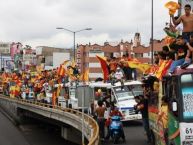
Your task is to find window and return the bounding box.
[168,77,178,118]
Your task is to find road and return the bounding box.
[0,108,147,145]
[0,110,77,145]
[104,121,148,145]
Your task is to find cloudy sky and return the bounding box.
[0,0,178,48]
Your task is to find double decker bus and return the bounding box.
[147,65,193,145]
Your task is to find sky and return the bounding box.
[0,0,178,48]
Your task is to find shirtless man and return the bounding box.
[172,4,193,41]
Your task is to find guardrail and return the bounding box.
[0,96,99,145]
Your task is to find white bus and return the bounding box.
[89,80,143,121]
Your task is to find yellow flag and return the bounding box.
[128,61,151,73]
[165,1,180,15]
[80,69,89,82]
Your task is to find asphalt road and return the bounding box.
[104,121,148,145]
[0,109,147,145]
[0,110,77,145]
[0,110,30,145]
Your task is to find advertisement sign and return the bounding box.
[180,123,193,145]
[0,43,10,54]
[23,54,35,61]
[182,88,193,119]
[181,87,193,144]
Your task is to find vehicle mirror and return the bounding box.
[172,102,177,112]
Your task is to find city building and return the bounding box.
[0,42,13,71]
[35,46,72,69]
[77,33,165,81]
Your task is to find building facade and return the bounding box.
[35,46,72,69]
[77,33,165,81]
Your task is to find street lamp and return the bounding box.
[151,0,154,64]
[56,27,92,61]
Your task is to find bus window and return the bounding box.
[130,85,143,96]
[168,77,179,118]
[181,74,193,120]
[148,81,159,106]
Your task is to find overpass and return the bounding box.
[0,95,99,145]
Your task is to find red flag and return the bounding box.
[155,59,173,79]
[57,65,65,76]
[96,55,109,82]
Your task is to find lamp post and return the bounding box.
[151,0,154,64]
[56,27,92,61]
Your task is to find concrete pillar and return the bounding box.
[61,126,82,145]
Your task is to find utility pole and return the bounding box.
[151,0,154,64]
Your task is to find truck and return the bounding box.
[89,80,143,121]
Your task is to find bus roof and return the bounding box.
[89,80,142,88]
[173,64,193,76]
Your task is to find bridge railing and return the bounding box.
[0,96,99,145]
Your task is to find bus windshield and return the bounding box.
[181,74,193,120]
[113,84,143,101]
[131,85,143,96]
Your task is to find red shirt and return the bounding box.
[110,110,123,117]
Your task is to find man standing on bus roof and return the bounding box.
[171,4,193,41]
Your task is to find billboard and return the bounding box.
[179,0,193,15]
[0,43,11,54]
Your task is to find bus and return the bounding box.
[89,80,143,121]
[147,64,193,145]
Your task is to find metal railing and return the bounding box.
[0,95,99,145]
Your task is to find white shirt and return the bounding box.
[176,23,183,35]
[115,71,123,80]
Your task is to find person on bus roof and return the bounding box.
[168,35,191,73]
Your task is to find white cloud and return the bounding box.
[0,0,178,48]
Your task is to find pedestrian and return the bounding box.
[134,95,151,143]
[95,100,106,141]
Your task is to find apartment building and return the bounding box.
[77,33,165,81]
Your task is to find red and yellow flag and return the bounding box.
[128,61,151,73]
[57,64,66,76]
[96,55,109,82]
[165,1,180,15]
[79,69,89,82]
[164,36,175,45]
[155,59,173,79]
[146,65,159,74]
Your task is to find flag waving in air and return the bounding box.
[96,55,109,82]
[155,59,173,79]
[79,69,89,82]
[165,1,180,15]
[127,60,151,73]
